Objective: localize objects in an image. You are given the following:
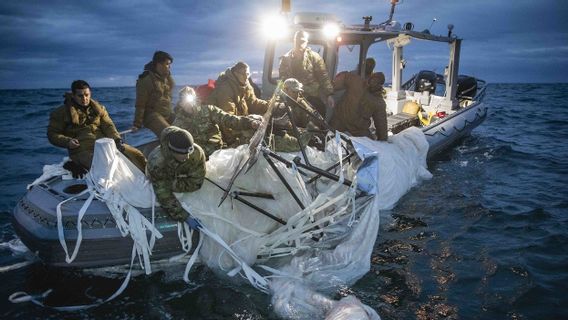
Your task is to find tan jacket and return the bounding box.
[48,95,121,155]
[206,68,268,116]
[330,72,388,140]
[134,65,175,128]
[279,47,333,99]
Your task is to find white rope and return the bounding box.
[9,245,137,311]
[56,187,94,263]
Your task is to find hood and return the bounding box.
[138,61,171,82]
[216,68,247,89]
[63,93,104,125]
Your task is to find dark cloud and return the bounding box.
[0,0,566,89]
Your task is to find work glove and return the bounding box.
[63,160,88,179]
[186,217,202,230]
[114,138,126,153]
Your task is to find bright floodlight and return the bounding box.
[261,14,289,39]
[322,22,340,39]
[184,93,195,104]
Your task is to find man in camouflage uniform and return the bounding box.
[330,72,388,141]
[47,80,147,173]
[281,78,326,129]
[146,126,206,222]
[206,61,268,146]
[173,86,260,158]
[131,51,175,137]
[279,30,335,120]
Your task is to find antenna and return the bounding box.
[428,18,437,31]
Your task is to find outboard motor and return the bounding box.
[456,75,477,98]
[414,70,437,94]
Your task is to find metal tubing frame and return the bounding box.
[263,148,353,187]
[263,152,306,210]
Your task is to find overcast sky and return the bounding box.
[0,0,566,89]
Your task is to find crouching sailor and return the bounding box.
[47,80,147,177]
[146,126,206,224]
[173,86,260,158]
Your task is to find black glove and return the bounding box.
[114,138,126,153]
[63,160,88,179]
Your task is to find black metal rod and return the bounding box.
[263,153,306,210]
[285,106,311,166]
[232,190,275,200]
[232,194,286,225]
[205,177,285,225]
[306,152,355,184]
[264,149,353,187]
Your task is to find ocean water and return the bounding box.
[0,84,567,319]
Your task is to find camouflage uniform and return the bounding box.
[330,72,388,140]
[47,94,147,170]
[146,126,206,221]
[134,63,175,136]
[279,47,334,101]
[206,68,268,146]
[172,103,256,157]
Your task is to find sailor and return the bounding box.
[330,72,388,141]
[281,78,325,129]
[357,57,376,80]
[279,30,335,121]
[47,80,147,176]
[173,86,260,158]
[206,61,268,146]
[131,51,175,137]
[146,126,206,222]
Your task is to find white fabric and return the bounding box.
[176,127,430,319]
[24,128,430,318]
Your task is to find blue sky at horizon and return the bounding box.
[0,0,566,89]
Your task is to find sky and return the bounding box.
[0,0,567,89]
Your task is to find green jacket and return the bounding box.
[146,126,207,221]
[330,72,388,140]
[279,47,334,99]
[47,95,121,156]
[134,64,175,128]
[206,68,268,116]
[172,104,255,157]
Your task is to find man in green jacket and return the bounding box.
[206,61,268,146]
[279,30,335,120]
[173,86,260,158]
[47,80,147,173]
[131,51,175,137]
[330,72,388,141]
[146,126,206,222]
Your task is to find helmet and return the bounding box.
[283,78,303,93]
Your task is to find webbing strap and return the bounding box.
[56,188,94,263]
[9,245,137,311]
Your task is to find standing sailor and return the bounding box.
[330,72,388,141]
[131,51,175,137]
[279,30,335,121]
[47,80,147,176]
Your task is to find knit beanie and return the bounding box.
[168,130,194,154]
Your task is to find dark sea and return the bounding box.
[0,84,567,319]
